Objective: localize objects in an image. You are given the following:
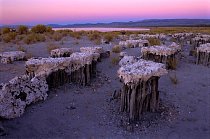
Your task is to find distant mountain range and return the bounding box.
[47,19,210,28]
[1,19,210,28]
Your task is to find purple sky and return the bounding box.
[0,0,210,25]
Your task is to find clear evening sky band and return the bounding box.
[0,0,210,25]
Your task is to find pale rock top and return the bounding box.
[137,34,167,39]
[197,43,210,53]
[119,39,149,45]
[172,33,194,37]
[0,51,25,59]
[25,52,100,77]
[50,48,73,56]
[119,56,137,67]
[192,35,210,42]
[80,46,104,54]
[119,52,128,58]
[118,58,168,84]
[141,42,181,56]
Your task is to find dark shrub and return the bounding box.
[112,45,122,53]
[148,38,161,46]
[1,27,10,34]
[69,31,82,39]
[52,32,63,41]
[24,33,46,44]
[17,45,26,52]
[88,31,101,41]
[104,33,114,43]
[2,32,17,43]
[17,25,28,34]
[31,24,47,33]
[111,56,120,65]
[46,26,53,32]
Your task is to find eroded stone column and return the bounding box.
[118,57,167,121]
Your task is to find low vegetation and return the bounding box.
[24,33,46,44]
[169,73,178,85]
[127,43,133,48]
[149,27,210,34]
[87,31,100,40]
[119,27,210,35]
[112,45,122,53]
[167,58,178,70]
[1,27,11,34]
[103,33,114,43]
[1,26,210,46]
[17,45,26,52]
[111,56,120,65]
[52,32,63,41]
[87,31,101,44]
[148,38,161,46]
[170,37,178,43]
[16,35,26,42]
[2,32,17,43]
[17,25,28,34]
[46,26,53,33]
[69,31,82,39]
[31,24,48,34]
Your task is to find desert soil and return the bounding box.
[0,36,210,139]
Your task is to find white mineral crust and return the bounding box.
[50,48,73,57]
[26,52,100,77]
[0,75,48,118]
[141,43,181,56]
[118,59,168,84]
[80,47,104,54]
[119,56,137,67]
[197,43,210,53]
[0,51,25,64]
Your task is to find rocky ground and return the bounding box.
[0,36,210,139]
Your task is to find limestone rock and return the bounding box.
[119,39,149,48]
[80,46,109,58]
[141,43,181,56]
[197,43,210,53]
[196,43,210,66]
[118,58,167,120]
[190,34,210,56]
[26,52,99,78]
[119,52,128,58]
[80,47,104,54]
[118,58,168,84]
[0,51,25,64]
[50,48,73,58]
[119,56,137,67]
[0,75,48,119]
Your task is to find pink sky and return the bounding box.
[0,0,210,25]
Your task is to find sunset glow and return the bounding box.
[0,0,210,25]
